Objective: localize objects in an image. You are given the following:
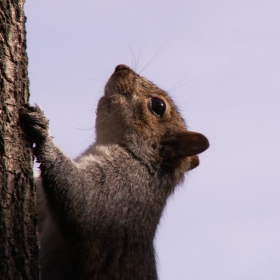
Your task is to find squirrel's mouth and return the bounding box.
[104,86,114,98]
[96,94,112,115]
[104,79,117,98]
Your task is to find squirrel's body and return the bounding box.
[38,144,170,279]
[22,64,209,279]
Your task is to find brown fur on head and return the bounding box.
[95,64,209,172]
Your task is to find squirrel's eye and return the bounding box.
[150,97,166,117]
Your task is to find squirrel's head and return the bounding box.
[96,64,209,172]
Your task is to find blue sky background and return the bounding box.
[25,1,280,279]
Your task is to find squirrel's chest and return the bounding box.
[89,177,165,234]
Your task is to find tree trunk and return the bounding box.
[0,0,39,279]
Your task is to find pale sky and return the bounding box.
[25,1,280,279]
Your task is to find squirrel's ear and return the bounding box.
[161,131,209,160]
[174,132,209,158]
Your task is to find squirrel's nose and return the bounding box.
[114,64,132,73]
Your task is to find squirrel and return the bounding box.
[21,64,209,280]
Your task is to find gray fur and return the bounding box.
[21,64,209,280]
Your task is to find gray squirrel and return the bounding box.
[21,64,209,280]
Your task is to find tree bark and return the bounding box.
[0,0,39,279]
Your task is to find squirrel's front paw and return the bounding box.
[20,104,50,144]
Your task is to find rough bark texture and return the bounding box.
[0,0,39,279]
